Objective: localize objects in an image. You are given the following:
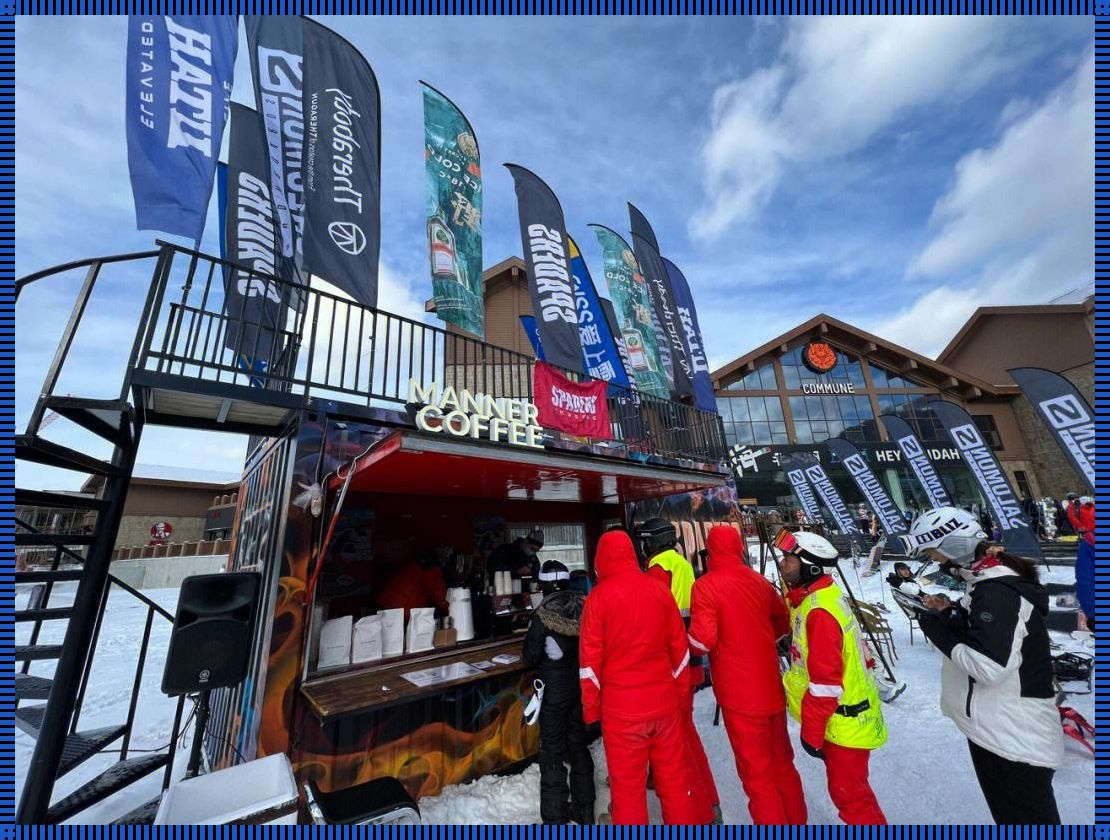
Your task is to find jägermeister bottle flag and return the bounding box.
[588,224,670,399]
[423,83,484,338]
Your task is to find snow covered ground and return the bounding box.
[15,562,1094,825]
[14,584,191,824]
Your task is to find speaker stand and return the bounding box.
[186,690,211,778]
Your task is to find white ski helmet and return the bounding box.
[903,506,987,567]
[773,528,838,585]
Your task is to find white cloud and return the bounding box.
[872,51,1093,357]
[911,50,1092,277]
[691,17,1017,238]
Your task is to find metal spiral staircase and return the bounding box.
[15,254,185,824]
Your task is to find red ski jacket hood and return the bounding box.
[689,525,790,716]
[705,525,746,572]
[579,530,690,724]
[594,529,641,581]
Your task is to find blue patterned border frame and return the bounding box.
[1,8,11,832]
[2,6,1103,834]
[3,1,1101,13]
[1095,12,1109,832]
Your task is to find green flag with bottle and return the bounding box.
[423,83,484,338]
[588,224,670,399]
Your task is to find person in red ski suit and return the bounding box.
[635,518,719,823]
[688,526,807,825]
[578,529,704,825]
[1066,494,1095,628]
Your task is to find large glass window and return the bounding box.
[869,362,924,389]
[720,396,787,446]
[790,394,875,444]
[724,361,778,391]
[878,393,948,443]
[780,345,867,390]
[972,415,1004,451]
[509,523,587,571]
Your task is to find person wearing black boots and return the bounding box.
[523,560,595,824]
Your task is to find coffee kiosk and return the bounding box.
[204,379,730,804]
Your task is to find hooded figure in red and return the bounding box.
[689,526,807,824]
[579,530,703,825]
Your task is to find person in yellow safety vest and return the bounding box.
[633,518,719,825]
[773,527,888,825]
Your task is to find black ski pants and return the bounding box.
[968,739,1060,825]
[539,697,595,824]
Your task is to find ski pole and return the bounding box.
[851,553,865,594]
[834,560,900,687]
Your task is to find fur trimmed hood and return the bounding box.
[537,589,585,637]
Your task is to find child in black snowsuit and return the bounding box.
[523,560,596,825]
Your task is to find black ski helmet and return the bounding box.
[538,560,570,593]
[634,517,677,560]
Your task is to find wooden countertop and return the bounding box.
[300,638,531,721]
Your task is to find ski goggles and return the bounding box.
[772,529,800,554]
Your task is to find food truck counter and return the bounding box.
[301,638,530,721]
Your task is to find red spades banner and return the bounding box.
[533,362,610,439]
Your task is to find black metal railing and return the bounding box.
[15,518,186,786]
[131,243,727,463]
[17,250,161,438]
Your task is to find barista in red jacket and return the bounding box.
[376,552,449,619]
[688,526,807,824]
[579,530,703,825]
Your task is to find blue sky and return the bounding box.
[16,17,1092,488]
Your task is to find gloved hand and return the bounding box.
[801,738,826,760]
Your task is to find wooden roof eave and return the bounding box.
[710,313,1003,397]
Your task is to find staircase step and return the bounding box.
[15,435,120,478]
[15,488,108,512]
[15,673,53,700]
[15,569,84,584]
[46,754,169,824]
[15,704,46,736]
[43,396,133,447]
[59,726,129,776]
[15,644,63,662]
[15,607,74,622]
[111,795,162,825]
[16,533,95,547]
[14,706,127,776]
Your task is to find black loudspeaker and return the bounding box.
[162,572,262,696]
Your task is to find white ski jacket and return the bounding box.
[919,566,1063,769]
